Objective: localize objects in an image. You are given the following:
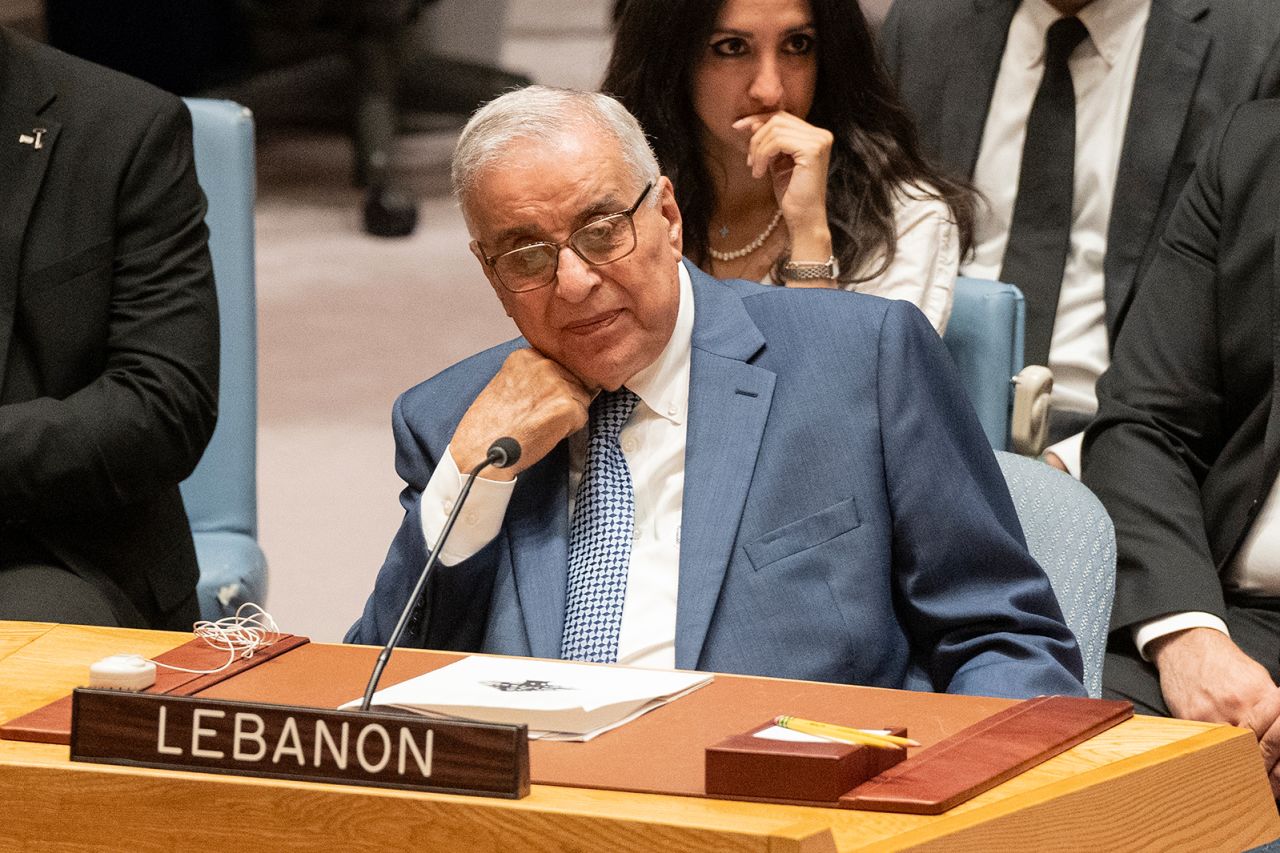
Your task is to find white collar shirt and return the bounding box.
[962,0,1151,474]
[420,264,694,669]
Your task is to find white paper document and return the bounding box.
[342,656,712,741]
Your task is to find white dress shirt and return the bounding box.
[1226,476,1280,597]
[1132,473,1280,660]
[961,0,1150,476]
[418,264,695,669]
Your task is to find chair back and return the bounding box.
[943,278,1025,449]
[994,451,1116,698]
[179,98,267,618]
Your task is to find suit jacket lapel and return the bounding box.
[1262,221,1280,492]
[675,267,775,669]
[937,0,1017,177]
[1105,0,1210,340]
[506,440,571,658]
[0,32,60,384]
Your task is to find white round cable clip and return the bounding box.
[89,654,157,691]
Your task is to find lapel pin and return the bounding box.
[18,128,47,150]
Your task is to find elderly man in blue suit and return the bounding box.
[347,85,1084,699]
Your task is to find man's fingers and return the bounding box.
[1246,689,1280,773]
[453,348,595,475]
[1154,628,1277,725]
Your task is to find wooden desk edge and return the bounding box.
[0,621,58,666]
[869,724,1278,851]
[1,726,1268,853]
[0,752,842,853]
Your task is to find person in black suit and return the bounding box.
[0,28,219,630]
[1082,98,1280,795]
[880,0,1280,476]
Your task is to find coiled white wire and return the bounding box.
[152,603,281,675]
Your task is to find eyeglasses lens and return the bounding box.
[495,214,636,292]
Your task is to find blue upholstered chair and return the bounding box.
[943,277,1024,449]
[944,277,1052,454]
[180,98,268,619]
[995,451,1116,698]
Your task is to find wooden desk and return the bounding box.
[1,622,1276,852]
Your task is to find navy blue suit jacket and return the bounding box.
[348,264,1084,699]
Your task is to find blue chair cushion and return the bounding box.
[194,531,269,620]
[180,98,267,620]
[995,451,1116,698]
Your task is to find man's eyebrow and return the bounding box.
[488,196,628,249]
[575,195,628,224]
[490,224,547,250]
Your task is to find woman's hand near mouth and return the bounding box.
[733,111,834,274]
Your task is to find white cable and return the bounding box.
[152,602,282,675]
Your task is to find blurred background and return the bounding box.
[0,0,892,641]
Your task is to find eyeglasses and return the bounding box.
[475,182,653,293]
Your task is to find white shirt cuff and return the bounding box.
[1045,430,1084,479]
[1132,612,1231,662]
[420,446,516,566]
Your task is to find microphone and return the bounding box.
[358,437,522,712]
[486,436,521,469]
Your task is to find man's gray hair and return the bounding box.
[451,85,661,215]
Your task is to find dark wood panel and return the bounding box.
[71,688,529,799]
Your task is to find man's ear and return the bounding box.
[470,240,514,318]
[656,176,683,260]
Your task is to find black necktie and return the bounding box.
[1000,16,1089,367]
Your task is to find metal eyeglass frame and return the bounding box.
[474,182,654,293]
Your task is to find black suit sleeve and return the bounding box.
[1259,32,1280,99]
[1082,106,1249,632]
[0,98,218,521]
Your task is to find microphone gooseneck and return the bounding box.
[358,437,524,712]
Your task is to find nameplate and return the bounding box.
[70,688,529,799]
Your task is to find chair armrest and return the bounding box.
[1011,365,1053,457]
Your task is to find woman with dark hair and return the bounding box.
[603,0,973,332]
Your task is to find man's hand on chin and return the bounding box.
[1151,627,1280,794]
[451,348,594,480]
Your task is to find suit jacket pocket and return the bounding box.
[743,496,862,572]
[22,240,113,297]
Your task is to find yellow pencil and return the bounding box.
[774,715,921,749]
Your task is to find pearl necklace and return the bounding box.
[708,207,783,261]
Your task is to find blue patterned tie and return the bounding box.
[560,388,641,663]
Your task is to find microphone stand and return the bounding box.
[359,439,519,712]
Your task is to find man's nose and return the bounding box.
[552,246,599,303]
[748,56,784,109]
